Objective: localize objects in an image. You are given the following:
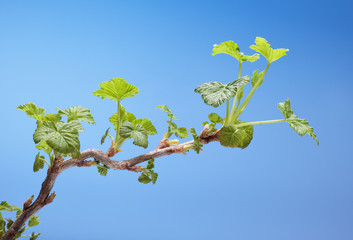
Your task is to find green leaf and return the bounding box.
[35,141,52,155]
[6,218,13,230]
[0,213,5,234]
[278,99,319,145]
[173,127,188,139]
[33,121,81,156]
[189,128,203,154]
[251,69,265,89]
[109,106,136,131]
[17,102,45,120]
[146,159,155,170]
[57,105,95,124]
[194,76,250,108]
[41,114,62,123]
[208,113,223,123]
[93,78,139,102]
[219,120,254,149]
[30,232,41,240]
[138,171,152,184]
[133,119,157,135]
[120,121,148,148]
[156,105,179,120]
[212,40,259,62]
[151,170,158,184]
[101,127,110,145]
[28,215,40,227]
[250,37,289,64]
[0,202,21,212]
[98,167,108,176]
[33,153,45,172]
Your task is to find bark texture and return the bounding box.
[2,130,219,240]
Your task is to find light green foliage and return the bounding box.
[278,99,319,145]
[219,120,254,148]
[138,159,158,184]
[194,76,250,108]
[120,121,148,148]
[156,105,179,120]
[35,141,52,155]
[28,215,40,227]
[94,160,110,176]
[132,119,157,135]
[30,232,41,240]
[0,202,40,239]
[251,69,265,89]
[16,102,46,120]
[108,105,136,131]
[57,106,96,124]
[101,127,111,145]
[213,40,259,62]
[189,128,203,154]
[156,105,188,139]
[250,37,289,64]
[92,77,139,102]
[33,153,46,172]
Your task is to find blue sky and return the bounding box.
[0,0,352,239]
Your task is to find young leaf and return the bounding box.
[93,78,139,102]
[16,102,45,120]
[138,171,152,184]
[219,120,254,149]
[6,218,13,230]
[251,69,265,89]
[98,167,108,176]
[0,213,5,235]
[151,170,158,184]
[101,127,111,145]
[156,105,179,120]
[132,119,157,135]
[194,76,250,108]
[212,41,259,62]
[33,153,45,172]
[41,114,62,123]
[30,232,41,240]
[35,141,52,155]
[120,121,148,148]
[28,215,40,227]
[57,105,96,124]
[109,106,136,131]
[33,121,81,156]
[0,202,22,212]
[278,99,319,145]
[208,113,223,123]
[173,127,188,139]
[250,37,289,64]
[189,128,203,154]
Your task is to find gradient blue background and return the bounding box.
[1,1,352,239]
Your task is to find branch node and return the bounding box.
[23,195,34,210]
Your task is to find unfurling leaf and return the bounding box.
[120,121,148,148]
[16,102,46,120]
[98,167,108,176]
[208,113,223,123]
[101,127,111,145]
[138,171,152,184]
[278,99,319,145]
[220,120,254,149]
[57,105,95,124]
[156,105,179,120]
[28,215,40,227]
[250,37,289,63]
[35,141,52,155]
[93,78,139,102]
[251,69,265,89]
[33,153,45,172]
[0,202,22,213]
[189,128,203,154]
[173,127,188,139]
[194,76,250,108]
[30,232,41,240]
[109,106,136,131]
[213,41,259,62]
